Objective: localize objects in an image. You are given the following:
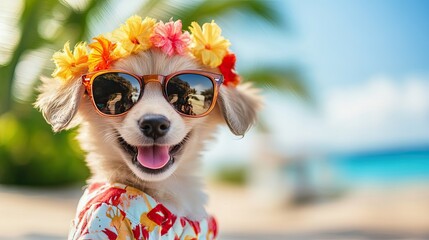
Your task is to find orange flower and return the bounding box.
[51,42,88,81]
[88,36,125,71]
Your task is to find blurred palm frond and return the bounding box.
[0,0,108,114]
[243,67,310,100]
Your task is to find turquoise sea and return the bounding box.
[329,146,429,187]
[285,146,429,194]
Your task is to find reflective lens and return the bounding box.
[92,73,141,115]
[165,73,215,116]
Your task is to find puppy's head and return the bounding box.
[35,19,261,184]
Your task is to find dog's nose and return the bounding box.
[139,114,171,139]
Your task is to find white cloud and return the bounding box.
[258,75,429,155]
[325,76,429,126]
[203,75,429,167]
[321,75,429,152]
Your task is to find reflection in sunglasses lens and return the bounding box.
[166,74,214,116]
[92,73,141,115]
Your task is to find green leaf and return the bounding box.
[0,0,47,114]
[175,0,283,27]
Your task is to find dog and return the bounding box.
[35,17,260,239]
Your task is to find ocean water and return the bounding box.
[283,146,429,196]
[328,146,429,187]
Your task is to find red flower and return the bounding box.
[77,187,126,235]
[186,218,201,236]
[147,204,177,235]
[208,216,218,238]
[132,224,149,240]
[102,228,117,240]
[218,53,240,87]
[180,218,186,227]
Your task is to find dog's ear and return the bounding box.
[34,77,84,132]
[217,83,262,136]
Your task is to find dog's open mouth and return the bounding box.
[118,134,189,174]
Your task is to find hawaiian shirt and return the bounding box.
[68,182,218,240]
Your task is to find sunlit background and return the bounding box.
[1,0,428,239]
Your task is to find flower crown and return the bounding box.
[51,16,240,87]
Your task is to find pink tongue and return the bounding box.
[137,145,170,169]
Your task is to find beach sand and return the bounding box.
[0,182,428,240]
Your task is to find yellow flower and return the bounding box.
[189,21,230,68]
[88,36,125,71]
[112,15,156,55]
[51,42,88,81]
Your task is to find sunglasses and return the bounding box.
[82,70,224,117]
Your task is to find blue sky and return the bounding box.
[205,0,429,164]
[226,0,429,91]
[285,0,429,92]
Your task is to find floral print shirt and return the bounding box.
[68,182,217,240]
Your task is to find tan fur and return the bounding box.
[35,49,261,220]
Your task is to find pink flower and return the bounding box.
[150,20,190,56]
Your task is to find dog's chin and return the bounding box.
[118,133,190,182]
